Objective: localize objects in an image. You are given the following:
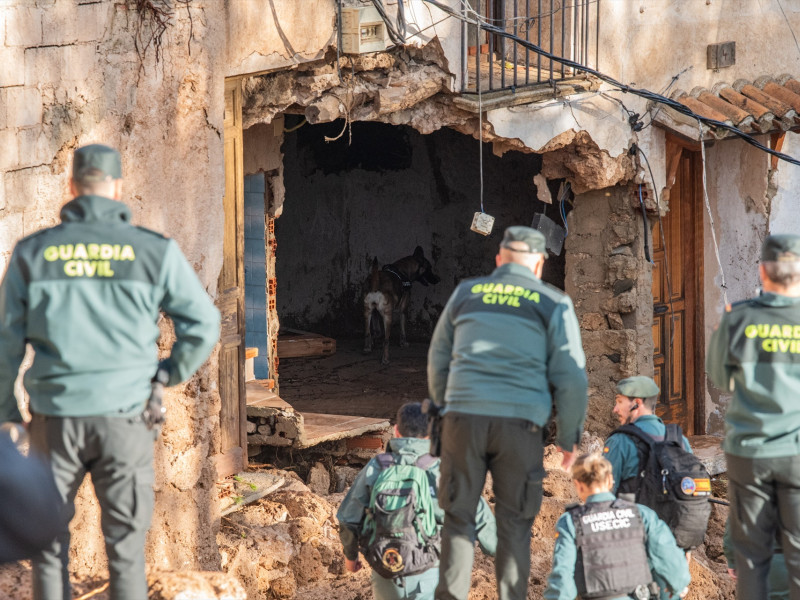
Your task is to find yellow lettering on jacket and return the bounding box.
[471,281,540,307]
[43,242,133,278]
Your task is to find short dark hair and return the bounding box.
[396,402,428,438]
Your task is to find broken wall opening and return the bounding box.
[268,115,571,421]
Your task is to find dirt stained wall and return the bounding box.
[0,0,336,580]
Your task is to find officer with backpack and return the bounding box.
[544,452,690,600]
[604,376,693,496]
[706,234,800,600]
[603,376,712,556]
[337,402,497,600]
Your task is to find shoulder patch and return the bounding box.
[725,303,732,313]
[603,446,610,453]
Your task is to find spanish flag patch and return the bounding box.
[603,446,610,453]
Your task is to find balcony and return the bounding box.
[458,0,600,95]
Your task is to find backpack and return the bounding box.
[359,453,441,579]
[613,423,712,550]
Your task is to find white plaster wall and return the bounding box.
[770,132,800,235]
[702,138,770,433]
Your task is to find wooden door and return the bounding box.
[215,78,247,478]
[652,137,705,435]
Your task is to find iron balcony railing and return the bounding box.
[460,0,600,93]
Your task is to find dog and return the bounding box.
[363,246,440,365]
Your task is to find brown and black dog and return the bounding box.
[363,246,440,365]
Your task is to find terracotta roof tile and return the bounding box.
[664,75,800,137]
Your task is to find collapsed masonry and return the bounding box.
[241,40,652,439]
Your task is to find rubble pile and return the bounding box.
[218,435,736,600]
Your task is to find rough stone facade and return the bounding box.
[566,187,654,435]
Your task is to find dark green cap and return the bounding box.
[761,234,800,262]
[500,226,546,253]
[615,376,659,399]
[72,144,122,181]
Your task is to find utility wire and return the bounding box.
[422,0,800,168]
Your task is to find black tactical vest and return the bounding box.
[568,498,652,600]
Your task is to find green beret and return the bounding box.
[500,226,546,253]
[761,234,800,262]
[73,144,122,181]
[615,376,660,399]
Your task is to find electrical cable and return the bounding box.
[371,0,407,45]
[478,71,484,214]
[335,0,343,83]
[697,120,729,306]
[637,145,676,350]
[638,183,653,264]
[558,181,570,235]
[422,0,800,168]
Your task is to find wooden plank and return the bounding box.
[245,347,259,359]
[297,412,390,448]
[245,380,293,411]
[277,331,336,359]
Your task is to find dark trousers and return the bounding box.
[435,412,545,600]
[29,414,156,600]
[727,453,800,600]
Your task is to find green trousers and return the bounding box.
[435,412,545,600]
[29,414,156,600]
[371,567,439,600]
[727,453,800,600]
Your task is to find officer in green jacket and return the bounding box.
[544,453,690,600]
[428,226,588,600]
[603,376,692,496]
[706,234,800,600]
[0,144,221,600]
[337,402,497,600]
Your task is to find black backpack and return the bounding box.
[358,453,441,579]
[613,423,712,550]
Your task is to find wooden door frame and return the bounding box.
[215,77,247,479]
[654,134,706,435]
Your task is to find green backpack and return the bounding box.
[359,453,441,579]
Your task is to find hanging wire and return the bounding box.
[638,183,653,265]
[697,120,729,306]
[478,76,484,213]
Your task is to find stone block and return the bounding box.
[0,47,25,87]
[7,86,42,128]
[5,6,41,46]
[60,44,96,83]
[42,1,77,45]
[24,45,62,86]
[18,126,52,168]
[580,312,608,331]
[0,129,19,171]
[4,165,50,212]
[306,462,330,496]
[245,420,256,434]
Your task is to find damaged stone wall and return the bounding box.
[566,187,654,436]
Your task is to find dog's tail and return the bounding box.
[369,257,380,292]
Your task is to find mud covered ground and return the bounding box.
[277,337,431,420]
[218,439,735,600]
[0,444,734,600]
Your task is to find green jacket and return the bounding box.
[337,437,497,562]
[544,492,691,600]
[427,263,588,449]
[604,415,693,494]
[706,293,800,458]
[0,195,221,422]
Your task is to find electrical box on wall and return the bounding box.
[341,6,388,54]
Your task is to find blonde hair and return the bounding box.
[571,452,613,487]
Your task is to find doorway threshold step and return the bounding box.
[297,413,390,448]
